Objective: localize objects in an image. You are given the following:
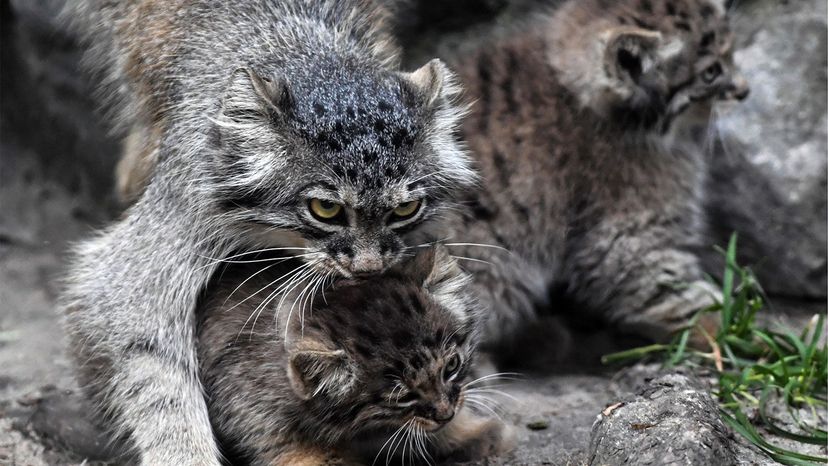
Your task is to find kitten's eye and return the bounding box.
[443,354,461,381]
[309,198,344,221]
[701,63,722,83]
[394,392,419,408]
[390,200,421,221]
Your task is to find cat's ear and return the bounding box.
[220,67,293,125]
[400,59,455,106]
[410,245,464,289]
[602,27,665,89]
[288,344,354,401]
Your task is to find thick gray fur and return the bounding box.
[438,0,749,354]
[62,1,474,464]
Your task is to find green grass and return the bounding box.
[603,234,827,465]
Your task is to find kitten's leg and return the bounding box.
[565,215,720,342]
[431,408,515,462]
[64,184,230,465]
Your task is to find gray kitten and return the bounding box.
[439,0,749,355]
[63,1,474,464]
[197,246,513,465]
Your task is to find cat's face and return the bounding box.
[209,59,474,277]
[551,0,748,130]
[286,246,480,436]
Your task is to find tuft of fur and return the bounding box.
[197,247,512,465]
[62,1,474,464]
[435,0,748,355]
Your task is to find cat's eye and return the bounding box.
[390,200,421,221]
[308,198,344,221]
[394,392,419,408]
[701,63,722,83]
[443,354,461,381]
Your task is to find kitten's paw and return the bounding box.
[638,280,721,343]
[439,416,516,462]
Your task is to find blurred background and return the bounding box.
[0,0,825,463]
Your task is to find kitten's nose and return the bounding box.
[433,401,455,424]
[349,252,383,274]
[726,75,750,101]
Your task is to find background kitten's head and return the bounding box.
[547,0,749,131]
[284,246,481,440]
[208,57,475,277]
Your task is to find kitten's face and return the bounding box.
[210,60,474,277]
[553,0,748,130]
[286,247,480,436]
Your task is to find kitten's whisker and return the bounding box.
[465,387,520,403]
[415,424,432,466]
[464,396,503,421]
[373,422,407,466]
[465,392,506,410]
[463,372,523,389]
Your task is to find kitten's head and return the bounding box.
[548,0,749,130]
[209,58,474,277]
[285,246,480,437]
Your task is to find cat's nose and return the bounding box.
[349,252,383,274]
[726,74,750,101]
[433,401,455,424]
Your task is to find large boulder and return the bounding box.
[704,0,827,299]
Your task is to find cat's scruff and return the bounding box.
[64,1,473,463]
[442,0,749,352]
[197,247,512,465]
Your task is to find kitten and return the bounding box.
[197,247,513,465]
[438,0,749,354]
[63,1,474,463]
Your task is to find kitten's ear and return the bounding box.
[411,245,464,289]
[602,27,664,88]
[220,67,293,124]
[288,344,354,401]
[400,59,454,106]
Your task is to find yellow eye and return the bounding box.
[309,198,343,220]
[392,200,420,219]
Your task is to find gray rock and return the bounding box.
[588,372,736,466]
[703,0,827,299]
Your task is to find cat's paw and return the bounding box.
[439,415,516,462]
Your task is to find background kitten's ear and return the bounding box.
[602,27,664,88]
[399,58,455,106]
[410,245,464,289]
[220,67,293,124]
[288,345,354,401]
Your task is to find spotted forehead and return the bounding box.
[284,59,424,179]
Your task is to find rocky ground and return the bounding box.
[1,0,825,465]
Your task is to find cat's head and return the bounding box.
[285,246,481,437]
[207,57,474,277]
[548,0,748,131]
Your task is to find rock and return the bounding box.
[588,372,736,466]
[704,0,827,299]
[28,388,123,462]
